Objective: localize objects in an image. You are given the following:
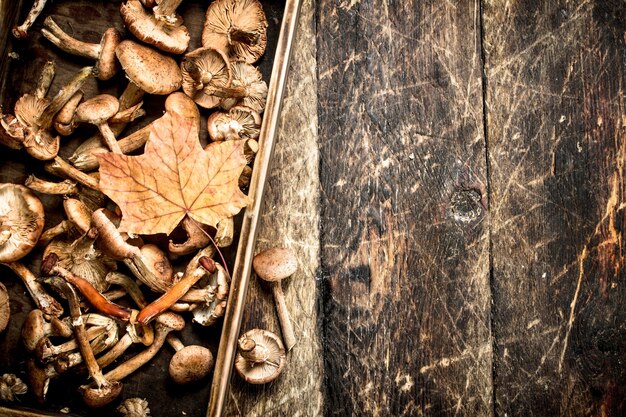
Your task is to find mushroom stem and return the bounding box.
[37,220,72,247]
[136,257,214,324]
[96,333,134,368]
[38,66,94,130]
[54,91,83,136]
[271,282,296,351]
[153,0,183,21]
[45,156,100,190]
[3,262,63,317]
[25,175,78,195]
[35,61,56,100]
[98,122,123,154]
[41,17,100,59]
[45,277,122,406]
[12,0,49,38]
[42,253,131,321]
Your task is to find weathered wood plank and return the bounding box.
[483,1,625,415]
[317,0,492,415]
[223,0,324,415]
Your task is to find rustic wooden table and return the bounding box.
[1,0,624,416]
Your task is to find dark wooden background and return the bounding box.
[1,0,624,416]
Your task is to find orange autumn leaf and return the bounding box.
[98,112,251,235]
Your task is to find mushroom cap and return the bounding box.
[252,247,298,282]
[181,47,232,109]
[234,329,285,384]
[75,94,120,125]
[202,0,267,63]
[0,282,9,333]
[169,345,214,384]
[115,40,182,95]
[0,183,45,263]
[121,0,190,54]
[140,244,175,289]
[96,28,123,80]
[207,106,261,141]
[81,381,123,408]
[156,311,185,331]
[219,61,267,113]
[26,358,55,404]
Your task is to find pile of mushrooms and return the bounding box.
[0,0,292,410]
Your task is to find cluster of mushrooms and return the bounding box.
[0,0,298,412]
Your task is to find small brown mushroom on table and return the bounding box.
[181,47,232,109]
[235,329,286,384]
[253,247,298,351]
[41,17,122,80]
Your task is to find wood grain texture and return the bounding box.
[0,0,25,103]
[316,0,493,415]
[223,0,323,415]
[483,1,625,416]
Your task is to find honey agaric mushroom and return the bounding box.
[253,247,298,350]
[121,0,190,54]
[220,61,267,113]
[190,261,230,326]
[45,276,123,408]
[0,282,9,333]
[181,47,232,109]
[12,0,49,38]
[207,106,261,142]
[21,309,72,352]
[74,95,123,154]
[63,198,93,234]
[43,233,116,293]
[234,329,286,384]
[54,91,83,136]
[116,40,183,99]
[42,18,122,80]
[168,216,212,256]
[117,397,151,417]
[202,0,267,64]
[0,373,28,402]
[25,175,79,196]
[26,357,57,403]
[168,336,214,384]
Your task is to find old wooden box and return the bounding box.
[0,0,299,416]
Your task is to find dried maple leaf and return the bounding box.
[98,112,251,235]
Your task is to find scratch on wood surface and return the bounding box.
[420,343,491,374]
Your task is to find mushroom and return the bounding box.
[54,91,83,136]
[0,282,9,333]
[115,40,183,100]
[37,220,72,247]
[74,95,123,154]
[0,183,44,263]
[44,156,101,191]
[181,47,232,109]
[207,106,261,142]
[26,357,57,403]
[253,247,298,350]
[45,276,123,408]
[168,336,214,384]
[117,397,151,417]
[168,216,212,256]
[214,217,234,248]
[6,66,93,160]
[239,165,253,189]
[121,0,190,54]
[219,61,267,113]
[21,309,72,352]
[234,329,286,384]
[41,18,122,80]
[63,197,93,234]
[12,0,49,38]
[202,0,267,64]
[0,373,28,402]
[190,261,230,327]
[92,209,175,292]
[43,232,116,293]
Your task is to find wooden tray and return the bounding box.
[0,0,300,416]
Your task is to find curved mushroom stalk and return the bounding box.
[74,95,123,154]
[168,216,212,256]
[45,276,122,408]
[42,18,121,80]
[5,262,63,317]
[12,0,49,38]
